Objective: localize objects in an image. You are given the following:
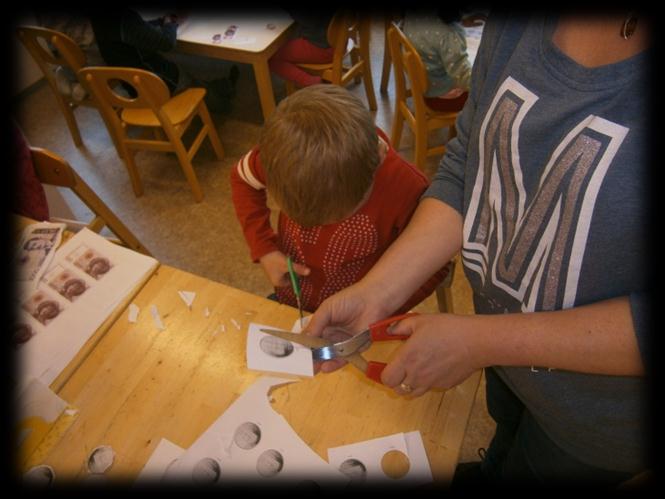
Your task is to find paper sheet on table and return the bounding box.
[15,228,158,390]
[246,319,314,377]
[327,431,432,486]
[169,376,347,485]
[134,438,186,484]
[15,377,68,448]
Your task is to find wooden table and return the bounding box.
[174,12,294,122]
[19,259,481,485]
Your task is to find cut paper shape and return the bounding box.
[204,307,210,318]
[150,305,165,331]
[134,438,186,485]
[23,464,55,486]
[230,318,241,330]
[327,431,432,487]
[246,323,314,377]
[128,303,140,323]
[168,376,348,486]
[87,445,115,474]
[178,290,196,309]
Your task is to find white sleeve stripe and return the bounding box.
[237,153,265,190]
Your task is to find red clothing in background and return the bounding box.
[230,129,449,313]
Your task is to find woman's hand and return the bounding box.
[381,313,484,397]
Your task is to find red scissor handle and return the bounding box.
[366,361,388,383]
[368,312,418,341]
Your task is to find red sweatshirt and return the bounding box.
[230,130,449,313]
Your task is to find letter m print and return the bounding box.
[463,77,628,312]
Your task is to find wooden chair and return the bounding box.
[16,26,105,149]
[285,11,377,110]
[379,10,403,94]
[30,146,152,256]
[387,22,458,171]
[79,66,224,203]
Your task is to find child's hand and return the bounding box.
[259,251,310,288]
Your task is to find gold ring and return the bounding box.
[399,382,413,393]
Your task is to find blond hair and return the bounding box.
[259,84,379,227]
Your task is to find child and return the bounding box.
[402,8,474,112]
[268,8,336,88]
[230,85,449,313]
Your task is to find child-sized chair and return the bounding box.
[79,66,224,202]
[285,11,377,111]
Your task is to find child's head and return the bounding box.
[259,84,379,228]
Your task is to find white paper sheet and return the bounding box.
[15,228,158,390]
[246,322,314,377]
[134,438,186,485]
[15,377,68,447]
[327,431,432,486]
[169,376,347,486]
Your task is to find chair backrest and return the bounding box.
[16,25,82,71]
[79,66,171,111]
[30,146,152,256]
[325,11,361,82]
[387,22,430,106]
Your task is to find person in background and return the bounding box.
[268,8,336,89]
[230,84,449,313]
[306,12,652,488]
[89,9,238,113]
[402,8,474,113]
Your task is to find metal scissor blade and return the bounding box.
[259,328,332,349]
[307,330,371,361]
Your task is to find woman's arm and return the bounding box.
[383,296,644,396]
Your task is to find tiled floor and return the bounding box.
[13,16,495,464]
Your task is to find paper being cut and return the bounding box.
[246,320,314,377]
[168,376,347,485]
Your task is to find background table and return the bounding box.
[20,263,480,484]
[174,12,294,122]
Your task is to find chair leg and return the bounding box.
[414,123,428,171]
[119,145,144,197]
[380,17,392,94]
[56,97,83,147]
[172,138,204,203]
[362,67,377,111]
[390,111,404,150]
[198,103,224,160]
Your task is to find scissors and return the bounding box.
[286,256,304,327]
[260,312,417,384]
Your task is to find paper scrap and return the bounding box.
[204,307,210,318]
[128,303,140,323]
[177,290,196,309]
[150,305,165,331]
[230,318,241,331]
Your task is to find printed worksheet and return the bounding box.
[14,229,158,389]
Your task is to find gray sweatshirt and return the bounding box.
[424,14,651,473]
